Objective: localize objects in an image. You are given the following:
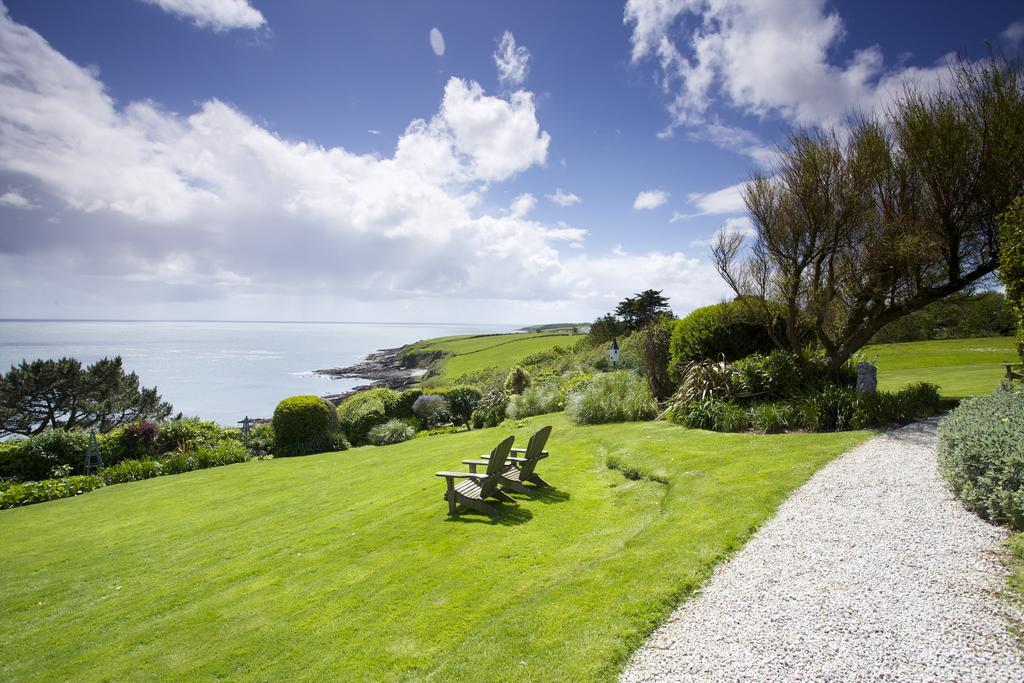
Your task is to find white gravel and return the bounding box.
[622,419,1024,682]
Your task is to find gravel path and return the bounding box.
[622,419,1024,682]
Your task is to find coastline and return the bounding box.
[316,346,425,403]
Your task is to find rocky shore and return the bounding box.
[316,346,426,403]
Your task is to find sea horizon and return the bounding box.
[0,320,520,425]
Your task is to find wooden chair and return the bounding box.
[436,436,516,517]
[464,425,552,494]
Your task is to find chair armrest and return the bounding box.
[510,448,549,455]
[506,456,530,463]
[435,471,486,479]
[462,459,490,466]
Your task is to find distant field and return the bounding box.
[864,336,1017,400]
[407,332,583,385]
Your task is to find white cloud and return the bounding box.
[367,129,381,136]
[494,31,530,87]
[674,181,747,219]
[633,189,669,210]
[689,216,756,247]
[547,189,581,207]
[0,6,726,321]
[1003,20,1024,47]
[430,27,445,57]
[625,0,954,156]
[140,0,265,31]
[509,193,536,218]
[0,190,35,209]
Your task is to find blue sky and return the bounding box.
[0,0,1021,323]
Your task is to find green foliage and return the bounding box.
[566,371,657,424]
[103,421,159,464]
[1,474,104,509]
[732,350,855,399]
[797,387,859,432]
[367,419,417,446]
[506,383,564,419]
[156,418,231,454]
[999,196,1024,362]
[938,383,1024,529]
[274,395,344,456]
[588,313,623,344]
[335,388,401,447]
[395,389,423,419]
[503,365,532,395]
[0,356,172,437]
[632,321,675,400]
[414,425,464,438]
[749,402,797,434]
[871,291,1014,343]
[558,372,593,401]
[246,423,275,455]
[673,357,740,403]
[100,458,162,485]
[669,302,776,380]
[666,398,746,432]
[614,289,672,333]
[469,389,509,429]
[0,429,89,481]
[434,386,482,429]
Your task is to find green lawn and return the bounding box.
[865,336,1017,400]
[407,332,582,385]
[0,414,868,681]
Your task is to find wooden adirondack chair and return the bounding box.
[463,425,552,494]
[436,436,516,517]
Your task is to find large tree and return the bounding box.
[0,356,173,437]
[713,56,1024,369]
[614,289,672,332]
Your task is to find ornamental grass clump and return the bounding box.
[938,383,1024,529]
[506,383,564,419]
[566,370,657,424]
[367,419,417,446]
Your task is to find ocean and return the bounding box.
[0,320,516,426]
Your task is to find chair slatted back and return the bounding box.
[518,426,552,479]
[479,436,515,498]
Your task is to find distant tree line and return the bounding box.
[870,291,1014,344]
[589,289,673,343]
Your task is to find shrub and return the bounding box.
[632,322,675,400]
[938,383,1024,529]
[0,474,104,509]
[998,196,1024,362]
[732,351,805,399]
[749,402,796,434]
[336,388,399,446]
[274,395,339,456]
[104,421,159,464]
[395,389,423,419]
[436,386,483,429]
[797,387,859,432]
[674,357,740,403]
[246,423,275,455]
[411,394,448,426]
[667,397,745,431]
[506,383,564,419]
[566,371,657,424]
[504,366,532,395]
[192,440,251,468]
[100,458,163,485]
[669,302,776,381]
[415,425,463,438]
[5,429,91,481]
[368,419,417,446]
[470,389,509,429]
[558,372,593,401]
[156,418,229,454]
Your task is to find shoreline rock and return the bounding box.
[316,346,426,403]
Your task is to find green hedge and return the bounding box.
[273,395,348,456]
[1,475,105,509]
[669,302,776,381]
[938,383,1024,529]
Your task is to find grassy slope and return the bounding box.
[865,336,1017,400]
[409,332,582,385]
[0,414,867,681]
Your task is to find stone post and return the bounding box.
[856,362,877,394]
